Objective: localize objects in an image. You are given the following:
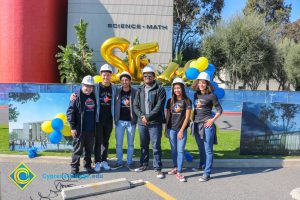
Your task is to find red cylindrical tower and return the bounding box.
[0,0,68,83]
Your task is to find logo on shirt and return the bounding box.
[195,99,202,108]
[121,98,130,107]
[85,98,95,110]
[172,104,182,113]
[101,95,110,103]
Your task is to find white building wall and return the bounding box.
[68,0,173,71]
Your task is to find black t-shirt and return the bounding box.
[119,90,131,121]
[167,98,191,131]
[99,84,112,123]
[194,92,223,123]
[81,92,96,132]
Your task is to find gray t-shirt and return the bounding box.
[145,85,151,114]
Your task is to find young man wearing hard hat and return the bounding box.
[133,65,166,179]
[67,75,96,175]
[191,71,223,182]
[70,63,117,172]
[113,71,137,170]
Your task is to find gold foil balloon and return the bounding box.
[157,62,179,83]
[195,57,209,71]
[128,42,159,81]
[110,73,120,83]
[189,60,197,69]
[100,37,130,73]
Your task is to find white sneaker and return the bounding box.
[100,161,111,170]
[94,162,101,172]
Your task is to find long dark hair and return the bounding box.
[191,79,214,94]
[170,83,190,108]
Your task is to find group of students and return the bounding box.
[66,63,223,183]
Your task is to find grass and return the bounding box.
[1,128,298,159]
[0,124,9,151]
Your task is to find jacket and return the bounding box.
[114,86,138,124]
[133,80,166,125]
[66,89,97,134]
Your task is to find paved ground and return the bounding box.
[1,156,299,200]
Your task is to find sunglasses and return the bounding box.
[143,74,153,78]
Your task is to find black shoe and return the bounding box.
[198,174,210,182]
[84,167,94,174]
[134,165,148,172]
[156,170,165,179]
[126,163,135,171]
[71,168,79,175]
[111,163,123,170]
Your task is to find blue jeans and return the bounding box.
[167,129,187,172]
[194,123,216,176]
[115,120,136,165]
[138,124,162,170]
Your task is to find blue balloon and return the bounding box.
[207,64,216,74]
[184,151,193,162]
[185,68,200,80]
[49,130,62,144]
[28,147,38,158]
[204,64,216,81]
[214,88,225,99]
[212,81,219,91]
[51,118,64,131]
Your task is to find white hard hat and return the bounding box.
[99,64,113,73]
[172,77,185,86]
[119,71,132,80]
[197,72,210,82]
[81,75,94,85]
[142,65,155,74]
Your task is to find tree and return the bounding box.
[273,39,291,90]
[243,0,291,25]
[56,19,97,83]
[201,14,276,90]
[9,93,40,122]
[282,19,300,43]
[284,42,300,90]
[173,0,224,59]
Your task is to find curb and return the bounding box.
[1,154,300,168]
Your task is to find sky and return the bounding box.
[221,0,300,22]
[9,93,71,131]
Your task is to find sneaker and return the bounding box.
[192,166,204,172]
[100,161,111,170]
[198,175,210,182]
[168,168,178,175]
[94,162,101,172]
[111,163,123,170]
[176,173,186,182]
[134,165,148,172]
[126,163,135,171]
[84,167,94,174]
[156,170,165,179]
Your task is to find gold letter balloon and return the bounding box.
[100,37,158,82]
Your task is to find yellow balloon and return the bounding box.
[177,60,194,79]
[189,60,197,69]
[94,75,102,83]
[55,113,67,123]
[41,121,53,134]
[157,62,179,83]
[61,124,71,137]
[110,73,120,83]
[100,37,130,74]
[195,57,209,71]
[128,42,159,81]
